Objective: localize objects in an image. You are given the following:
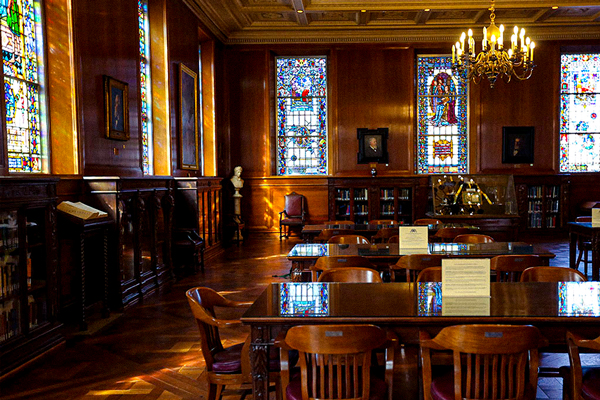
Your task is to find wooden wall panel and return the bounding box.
[242,177,329,231]
[75,0,141,176]
[166,0,202,176]
[474,42,560,174]
[335,47,414,175]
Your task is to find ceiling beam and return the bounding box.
[291,0,309,26]
[415,10,432,24]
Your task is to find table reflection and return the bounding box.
[280,283,329,316]
[558,282,600,316]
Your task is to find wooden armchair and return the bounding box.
[564,331,600,400]
[414,218,442,226]
[453,234,495,243]
[416,267,442,283]
[490,255,542,282]
[317,267,383,283]
[371,227,399,243]
[314,228,355,243]
[420,324,547,400]
[186,287,281,400]
[279,192,307,240]
[276,324,397,400]
[311,255,376,281]
[391,254,446,282]
[519,266,586,282]
[431,227,471,243]
[575,216,592,277]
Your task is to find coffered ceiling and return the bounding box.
[183,0,600,44]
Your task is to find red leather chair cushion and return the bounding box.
[582,367,600,400]
[285,370,387,400]
[430,368,455,400]
[285,195,303,217]
[281,217,303,226]
[212,343,298,374]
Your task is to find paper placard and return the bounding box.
[442,258,490,297]
[592,209,600,227]
[442,296,490,316]
[399,226,428,249]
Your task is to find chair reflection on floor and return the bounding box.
[317,267,383,283]
[276,324,397,400]
[420,324,547,400]
[490,254,542,282]
[520,266,587,282]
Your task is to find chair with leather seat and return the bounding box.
[575,216,592,277]
[328,234,370,245]
[520,266,587,282]
[277,324,396,400]
[371,227,399,243]
[314,228,356,243]
[431,227,471,243]
[390,254,446,282]
[563,331,600,400]
[317,267,383,283]
[453,234,495,243]
[490,255,542,282]
[279,192,307,240]
[186,287,283,400]
[414,218,442,226]
[420,324,546,400]
[311,256,376,282]
[416,267,442,283]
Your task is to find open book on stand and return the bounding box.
[57,201,108,220]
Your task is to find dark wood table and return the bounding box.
[242,282,600,399]
[287,242,554,280]
[568,221,600,280]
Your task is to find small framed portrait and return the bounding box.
[502,126,534,164]
[179,63,199,170]
[357,128,389,164]
[104,76,129,140]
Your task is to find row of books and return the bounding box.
[380,188,411,200]
[355,205,368,215]
[1,224,19,253]
[1,257,19,298]
[527,185,561,199]
[381,204,404,214]
[0,300,19,343]
[335,189,351,201]
[354,189,368,201]
[528,199,559,213]
[545,199,560,213]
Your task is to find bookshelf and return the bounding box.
[514,175,568,232]
[0,178,62,378]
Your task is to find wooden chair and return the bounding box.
[186,287,281,400]
[391,254,446,282]
[388,235,399,243]
[414,218,442,226]
[371,227,398,243]
[369,219,397,225]
[312,256,376,281]
[277,324,396,400]
[431,227,471,243]
[328,234,370,245]
[314,228,355,243]
[576,216,592,277]
[564,331,600,400]
[490,255,542,282]
[520,266,587,282]
[416,267,442,283]
[453,234,495,243]
[318,267,383,283]
[279,192,307,240]
[420,324,546,400]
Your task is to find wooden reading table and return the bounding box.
[242,281,600,400]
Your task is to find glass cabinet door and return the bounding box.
[1,211,21,342]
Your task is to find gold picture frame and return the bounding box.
[104,76,129,140]
[179,63,199,170]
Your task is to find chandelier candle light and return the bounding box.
[451,0,535,88]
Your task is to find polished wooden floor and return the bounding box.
[0,234,592,400]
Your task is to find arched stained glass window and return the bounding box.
[416,55,468,174]
[276,56,327,175]
[3,0,46,172]
[559,53,600,172]
[138,0,152,175]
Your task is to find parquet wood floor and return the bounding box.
[0,233,586,400]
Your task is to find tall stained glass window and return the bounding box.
[276,56,327,175]
[3,0,46,172]
[138,0,152,175]
[559,53,600,172]
[416,55,468,174]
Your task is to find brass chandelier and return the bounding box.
[451,0,535,88]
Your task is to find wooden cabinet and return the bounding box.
[328,178,416,224]
[0,178,63,378]
[84,178,174,310]
[515,175,569,231]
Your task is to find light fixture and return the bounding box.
[360,9,367,13]
[424,8,430,12]
[297,9,304,13]
[451,0,535,88]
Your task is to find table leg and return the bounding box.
[592,233,600,281]
[250,325,270,400]
[569,231,578,270]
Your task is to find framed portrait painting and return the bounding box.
[502,126,534,164]
[357,128,389,164]
[179,63,199,170]
[104,76,129,140]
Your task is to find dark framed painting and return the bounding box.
[502,126,534,164]
[357,128,389,164]
[104,76,129,140]
[179,63,199,170]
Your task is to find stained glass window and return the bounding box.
[3,0,46,172]
[138,0,152,175]
[559,53,600,172]
[276,56,327,175]
[416,55,468,174]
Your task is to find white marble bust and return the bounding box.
[231,166,244,191]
